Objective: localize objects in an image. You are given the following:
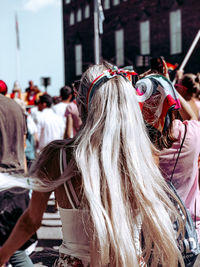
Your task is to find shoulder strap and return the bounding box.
[59,148,80,209]
[170,123,197,225]
[170,123,187,182]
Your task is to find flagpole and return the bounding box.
[16,46,20,82]
[173,29,200,84]
[179,30,200,71]
[94,0,100,64]
[15,13,21,83]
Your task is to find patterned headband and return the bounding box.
[86,66,137,110]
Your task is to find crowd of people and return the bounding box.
[0,57,199,266]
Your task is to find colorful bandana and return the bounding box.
[87,66,137,110]
[135,74,181,132]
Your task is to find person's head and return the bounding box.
[150,56,165,73]
[60,85,74,101]
[181,73,200,96]
[12,80,21,93]
[0,80,8,95]
[74,62,183,266]
[29,80,34,87]
[136,70,181,150]
[139,56,169,80]
[38,94,53,111]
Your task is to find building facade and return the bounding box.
[62,0,200,84]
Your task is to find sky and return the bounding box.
[0,0,64,96]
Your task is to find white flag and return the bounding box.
[97,0,105,34]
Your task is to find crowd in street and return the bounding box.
[0,57,200,267]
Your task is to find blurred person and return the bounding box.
[10,81,27,115]
[136,57,200,241]
[0,80,8,96]
[10,81,22,100]
[25,80,34,93]
[0,63,185,267]
[53,95,62,105]
[175,71,200,120]
[0,80,34,266]
[36,94,65,152]
[25,113,38,170]
[63,87,82,139]
[53,85,74,124]
[24,81,42,106]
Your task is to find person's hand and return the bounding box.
[175,69,184,83]
[162,59,170,79]
[0,257,8,266]
[0,247,10,266]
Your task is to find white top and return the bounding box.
[59,208,90,265]
[37,108,65,151]
[30,106,41,125]
[53,102,69,124]
[27,114,37,135]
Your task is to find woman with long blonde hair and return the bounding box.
[0,62,184,266]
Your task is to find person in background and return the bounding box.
[52,95,62,105]
[136,57,200,241]
[0,80,34,266]
[24,80,42,106]
[10,81,22,99]
[0,80,8,96]
[53,86,74,124]
[63,86,82,139]
[25,113,38,170]
[175,70,200,120]
[36,94,65,152]
[0,63,185,267]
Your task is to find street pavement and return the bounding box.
[30,194,62,267]
[194,254,200,266]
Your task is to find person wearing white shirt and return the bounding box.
[36,94,65,152]
[53,86,73,124]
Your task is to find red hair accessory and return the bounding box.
[87,66,137,109]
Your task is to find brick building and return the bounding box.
[62,0,200,84]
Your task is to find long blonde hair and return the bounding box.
[74,63,184,266]
[0,63,184,266]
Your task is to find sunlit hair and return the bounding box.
[0,62,184,266]
[74,62,184,266]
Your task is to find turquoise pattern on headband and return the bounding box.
[87,66,137,110]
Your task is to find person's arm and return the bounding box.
[177,91,198,120]
[64,114,73,139]
[0,191,51,265]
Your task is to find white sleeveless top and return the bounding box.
[58,149,90,265]
[59,208,90,263]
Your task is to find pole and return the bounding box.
[179,30,200,71]
[15,13,21,83]
[16,47,21,83]
[94,0,100,64]
[173,29,200,84]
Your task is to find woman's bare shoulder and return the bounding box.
[30,138,76,180]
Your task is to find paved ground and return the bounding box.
[30,194,62,267]
[194,254,200,266]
